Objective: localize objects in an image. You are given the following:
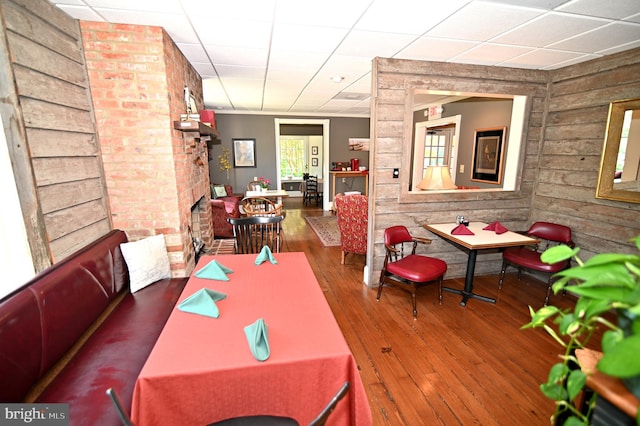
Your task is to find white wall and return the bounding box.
[0,123,35,298]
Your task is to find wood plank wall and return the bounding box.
[369,50,640,285]
[369,58,549,281]
[536,48,640,258]
[0,0,110,268]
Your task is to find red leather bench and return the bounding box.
[0,230,188,425]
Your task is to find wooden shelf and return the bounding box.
[173,120,220,144]
[173,120,218,137]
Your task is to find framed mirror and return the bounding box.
[403,89,529,197]
[596,98,640,203]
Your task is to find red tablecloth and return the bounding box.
[131,252,371,426]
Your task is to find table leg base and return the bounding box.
[443,287,496,307]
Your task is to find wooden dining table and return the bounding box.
[423,222,539,307]
[131,252,372,426]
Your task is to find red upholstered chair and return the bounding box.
[210,184,243,239]
[377,226,447,319]
[499,221,574,306]
[334,193,368,264]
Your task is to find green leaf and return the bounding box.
[566,370,587,400]
[601,329,624,353]
[563,416,588,426]
[558,313,579,335]
[556,264,636,290]
[548,362,569,383]
[541,245,580,264]
[564,285,636,303]
[582,253,640,267]
[541,382,567,401]
[598,334,640,378]
[522,305,560,329]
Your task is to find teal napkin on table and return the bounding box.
[178,288,227,318]
[255,246,277,265]
[195,259,233,281]
[244,318,270,361]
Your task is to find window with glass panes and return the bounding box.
[279,138,306,179]
[421,132,447,170]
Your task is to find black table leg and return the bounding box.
[443,249,496,307]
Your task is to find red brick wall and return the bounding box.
[81,21,211,276]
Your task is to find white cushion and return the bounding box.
[120,234,171,293]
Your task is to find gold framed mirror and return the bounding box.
[596,98,640,203]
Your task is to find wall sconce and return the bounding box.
[416,165,457,190]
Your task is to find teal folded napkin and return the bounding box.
[195,259,233,281]
[244,318,270,361]
[178,288,227,318]
[255,246,277,265]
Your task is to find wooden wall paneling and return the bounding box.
[0,0,51,271]
[535,47,640,255]
[369,57,550,287]
[2,0,111,268]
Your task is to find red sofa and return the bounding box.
[211,184,243,238]
[0,230,187,425]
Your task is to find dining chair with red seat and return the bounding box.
[498,221,574,306]
[377,225,447,319]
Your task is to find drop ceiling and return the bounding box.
[50,0,640,117]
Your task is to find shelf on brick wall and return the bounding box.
[173,120,220,145]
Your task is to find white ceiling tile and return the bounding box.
[491,12,608,47]
[189,18,272,48]
[204,45,268,67]
[267,51,329,71]
[271,24,349,53]
[50,0,640,117]
[85,0,183,13]
[550,22,640,53]
[556,0,640,19]
[427,2,544,41]
[500,48,587,68]
[453,43,535,65]
[94,9,199,43]
[274,0,370,27]
[215,65,266,79]
[181,0,276,21]
[395,37,479,61]
[176,43,210,63]
[355,0,472,35]
[335,30,416,58]
[55,5,104,21]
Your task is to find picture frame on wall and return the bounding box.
[311,158,318,167]
[232,138,256,168]
[471,127,507,184]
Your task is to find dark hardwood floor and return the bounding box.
[275,197,594,425]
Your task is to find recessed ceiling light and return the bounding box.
[330,76,344,83]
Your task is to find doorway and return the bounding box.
[274,118,330,210]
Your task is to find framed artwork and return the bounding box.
[311,158,318,167]
[312,146,318,155]
[471,127,507,184]
[232,138,256,168]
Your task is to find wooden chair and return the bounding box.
[228,215,284,254]
[377,225,447,319]
[108,375,348,426]
[241,196,284,217]
[499,221,574,306]
[303,175,322,206]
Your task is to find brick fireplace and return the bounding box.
[81,21,213,276]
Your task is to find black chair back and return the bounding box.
[228,215,284,254]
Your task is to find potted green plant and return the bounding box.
[522,235,640,425]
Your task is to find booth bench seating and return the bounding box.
[0,230,188,425]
